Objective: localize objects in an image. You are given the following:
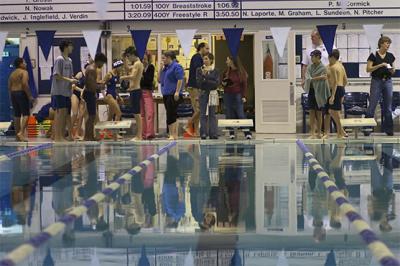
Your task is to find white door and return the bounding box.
[254,31,296,133]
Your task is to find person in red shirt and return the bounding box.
[222,56,252,140]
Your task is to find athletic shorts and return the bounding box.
[308,87,325,111]
[11,91,30,117]
[51,95,71,114]
[83,90,97,116]
[328,86,345,111]
[129,89,142,115]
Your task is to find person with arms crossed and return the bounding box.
[121,47,144,141]
[365,36,396,136]
[304,50,331,139]
[302,30,332,136]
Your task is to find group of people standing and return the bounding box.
[183,42,252,140]
[9,39,253,142]
[302,30,396,138]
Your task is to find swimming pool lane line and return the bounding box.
[0,141,177,266]
[296,140,400,266]
[0,143,53,162]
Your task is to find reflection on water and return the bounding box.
[0,143,399,265]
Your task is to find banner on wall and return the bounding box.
[270,27,291,58]
[130,30,152,60]
[22,47,38,99]
[82,30,102,60]
[36,31,56,61]
[223,28,244,58]
[176,29,197,58]
[93,0,109,21]
[363,24,383,50]
[0,32,8,62]
[316,25,337,55]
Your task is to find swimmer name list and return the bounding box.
[0,0,399,22]
[242,8,385,18]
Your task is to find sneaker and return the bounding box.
[246,134,252,140]
[229,135,235,140]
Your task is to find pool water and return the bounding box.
[0,142,399,265]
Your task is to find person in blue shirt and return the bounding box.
[185,42,210,137]
[161,51,185,140]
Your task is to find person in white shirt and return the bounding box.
[302,30,331,87]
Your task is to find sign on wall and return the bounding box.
[1,0,399,23]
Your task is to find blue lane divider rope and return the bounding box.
[296,140,400,266]
[0,143,53,162]
[0,141,177,266]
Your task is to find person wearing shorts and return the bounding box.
[50,40,78,142]
[83,53,107,141]
[8,58,33,142]
[324,49,348,139]
[120,46,144,141]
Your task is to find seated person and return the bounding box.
[35,102,55,138]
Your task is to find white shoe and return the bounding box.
[392,108,400,119]
[229,135,235,140]
[246,135,252,140]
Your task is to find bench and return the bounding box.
[340,118,377,139]
[0,122,11,135]
[218,119,254,134]
[95,120,132,140]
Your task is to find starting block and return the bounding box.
[95,120,132,140]
[218,119,253,133]
[0,122,11,135]
[341,118,377,139]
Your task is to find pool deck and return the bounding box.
[1,133,400,146]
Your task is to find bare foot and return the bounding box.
[130,137,142,141]
[16,133,27,142]
[322,134,329,139]
[336,135,346,139]
[308,135,317,139]
[168,136,176,140]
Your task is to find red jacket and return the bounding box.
[223,69,248,98]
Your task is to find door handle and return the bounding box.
[290,83,295,106]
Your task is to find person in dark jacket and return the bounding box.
[196,53,220,139]
[185,42,210,137]
[140,52,156,140]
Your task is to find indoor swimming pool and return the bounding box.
[0,141,399,265]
